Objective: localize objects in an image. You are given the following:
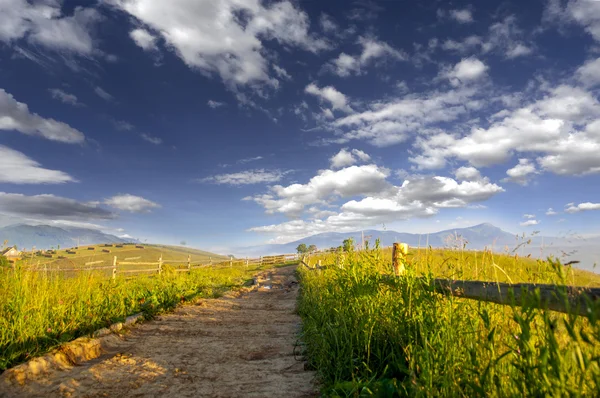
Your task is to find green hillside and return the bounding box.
[18,243,228,269]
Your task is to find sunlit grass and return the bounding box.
[298,244,600,396]
[0,263,264,371]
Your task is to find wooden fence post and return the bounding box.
[245,257,249,267]
[260,256,263,265]
[187,255,191,272]
[158,255,163,275]
[112,256,117,280]
[209,256,212,266]
[230,256,233,267]
[393,243,409,276]
[43,261,47,276]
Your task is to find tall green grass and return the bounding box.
[0,264,262,371]
[298,245,600,396]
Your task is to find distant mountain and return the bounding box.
[235,223,518,257]
[234,223,600,271]
[0,224,137,250]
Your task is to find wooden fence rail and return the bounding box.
[18,253,300,278]
[391,242,600,317]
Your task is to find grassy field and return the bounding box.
[16,243,229,270]
[0,262,266,372]
[299,244,600,396]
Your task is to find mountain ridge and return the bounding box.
[0,224,138,250]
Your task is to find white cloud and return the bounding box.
[273,65,291,80]
[502,158,538,185]
[330,148,356,169]
[523,214,536,219]
[247,164,503,242]
[201,169,288,185]
[104,194,161,213]
[444,57,488,86]
[330,85,479,147]
[440,16,533,58]
[94,87,114,102]
[546,208,558,216]
[0,88,85,143]
[450,9,474,24]
[207,100,226,109]
[0,145,75,184]
[411,83,600,176]
[319,13,338,33]
[454,166,481,181]
[0,1,101,54]
[246,165,393,217]
[520,219,540,226]
[328,36,406,77]
[546,0,600,42]
[238,156,263,164]
[49,88,82,106]
[565,202,600,213]
[111,0,328,89]
[330,148,371,169]
[576,57,600,87]
[305,83,353,113]
[129,28,158,51]
[140,133,162,145]
[0,192,114,220]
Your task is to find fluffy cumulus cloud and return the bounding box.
[502,159,538,185]
[565,202,600,213]
[0,0,101,54]
[0,145,75,184]
[0,88,85,143]
[0,192,114,220]
[328,36,406,77]
[443,57,488,86]
[546,208,558,216]
[576,58,600,87]
[247,163,503,242]
[104,194,161,212]
[329,148,371,169]
[305,83,353,113]
[411,83,600,175]
[201,169,288,185]
[454,166,481,181]
[129,28,158,51]
[110,0,328,88]
[546,0,600,42]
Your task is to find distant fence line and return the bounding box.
[18,253,300,278]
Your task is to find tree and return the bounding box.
[296,243,308,254]
[342,238,355,252]
[308,244,317,253]
[180,241,187,246]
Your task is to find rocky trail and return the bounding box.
[1,265,316,398]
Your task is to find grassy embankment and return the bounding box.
[298,244,600,396]
[0,244,260,372]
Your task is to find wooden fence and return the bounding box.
[299,243,600,318]
[20,253,300,278]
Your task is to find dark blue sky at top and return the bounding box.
[0,0,599,251]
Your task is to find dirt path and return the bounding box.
[2,265,316,398]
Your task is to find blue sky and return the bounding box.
[1,0,600,252]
